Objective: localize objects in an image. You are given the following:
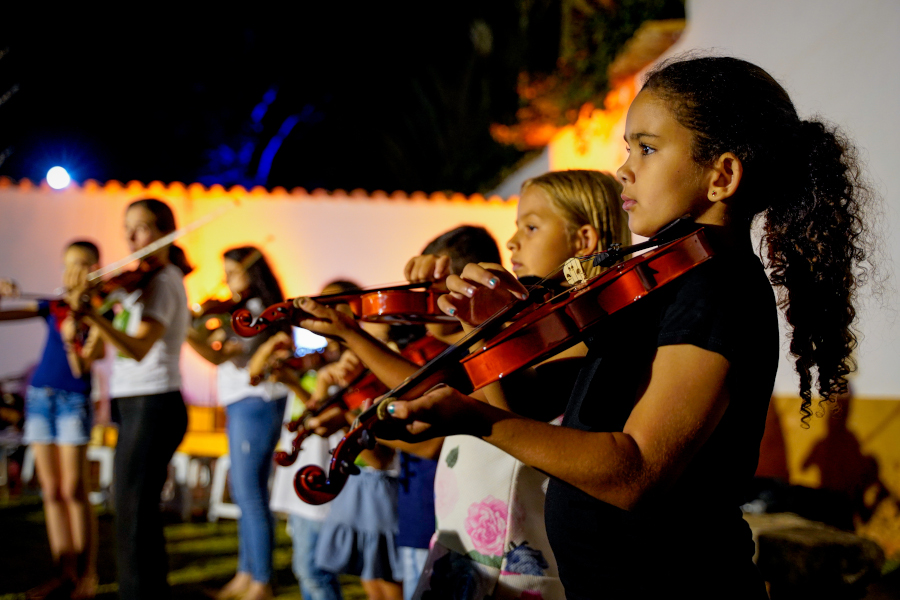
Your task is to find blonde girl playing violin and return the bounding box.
[378,55,874,599]
[294,175,629,600]
[66,198,192,600]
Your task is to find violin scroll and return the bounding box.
[232,301,297,337]
[294,464,336,505]
[293,423,376,505]
[274,426,314,466]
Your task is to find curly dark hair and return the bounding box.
[643,54,872,424]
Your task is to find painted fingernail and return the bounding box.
[488,278,498,287]
[447,307,457,316]
[467,286,475,296]
[386,403,396,415]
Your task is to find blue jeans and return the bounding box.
[399,546,429,600]
[226,396,287,584]
[24,385,93,445]
[289,513,343,600]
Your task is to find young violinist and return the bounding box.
[186,246,288,600]
[65,198,192,600]
[379,55,873,598]
[296,187,628,600]
[259,280,360,600]
[0,241,104,600]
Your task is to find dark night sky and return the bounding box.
[0,5,557,194]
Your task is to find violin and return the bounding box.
[274,370,381,467]
[231,283,454,338]
[274,333,449,467]
[461,228,715,388]
[96,256,167,297]
[291,221,715,505]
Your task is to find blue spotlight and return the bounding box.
[46,166,71,189]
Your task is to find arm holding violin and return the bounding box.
[64,264,166,362]
[59,313,105,379]
[382,343,731,511]
[0,279,39,320]
[294,297,422,390]
[247,331,311,402]
[438,263,568,412]
[186,326,242,365]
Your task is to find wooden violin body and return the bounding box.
[461,229,715,389]
[360,288,458,324]
[291,227,716,505]
[231,284,453,338]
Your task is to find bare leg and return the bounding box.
[29,443,74,597]
[239,580,273,600]
[216,571,252,599]
[58,444,97,599]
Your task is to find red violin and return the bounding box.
[291,220,715,505]
[231,283,456,338]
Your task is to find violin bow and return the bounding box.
[86,201,238,284]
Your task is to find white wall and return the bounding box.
[0,182,517,405]
[662,0,900,397]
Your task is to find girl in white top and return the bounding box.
[186,246,289,600]
[67,198,191,600]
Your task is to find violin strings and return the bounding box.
[363,230,686,413]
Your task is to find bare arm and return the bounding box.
[0,289,39,321]
[383,344,731,511]
[60,315,104,378]
[294,298,421,388]
[186,327,241,365]
[0,306,40,321]
[79,309,165,362]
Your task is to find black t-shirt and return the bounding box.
[544,250,778,599]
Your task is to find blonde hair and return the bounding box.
[521,170,631,278]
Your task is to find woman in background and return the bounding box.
[187,246,289,600]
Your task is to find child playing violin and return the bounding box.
[0,241,104,600]
[65,198,192,600]
[186,246,289,600]
[378,55,874,599]
[295,181,629,600]
[253,280,362,600]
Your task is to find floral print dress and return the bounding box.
[413,435,565,600]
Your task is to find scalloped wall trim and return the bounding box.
[0,176,516,204]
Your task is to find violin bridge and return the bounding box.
[563,258,586,286]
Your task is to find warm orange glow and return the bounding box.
[548,76,638,173]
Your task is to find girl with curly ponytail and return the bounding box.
[641,55,871,423]
[374,55,873,598]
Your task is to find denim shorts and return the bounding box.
[23,385,93,445]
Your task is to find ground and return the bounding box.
[0,493,366,600]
